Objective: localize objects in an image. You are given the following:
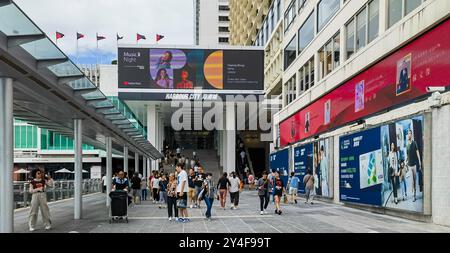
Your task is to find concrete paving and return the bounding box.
[13,191,450,233]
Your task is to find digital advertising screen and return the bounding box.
[118,47,264,101]
[339,115,424,213]
[280,19,450,147]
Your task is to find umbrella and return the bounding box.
[70,169,89,173]
[54,168,72,173]
[14,169,30,174]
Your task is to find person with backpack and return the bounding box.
[28,168,54,231]
[288,172,300,204]
[256,171,270,215]
[303,169,315,204]
[200,173,216,221]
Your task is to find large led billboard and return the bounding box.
[279,19,450,147]
[118,46,264,101]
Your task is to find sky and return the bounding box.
[14,0,195,64]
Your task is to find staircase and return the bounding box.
[171,149,222,182]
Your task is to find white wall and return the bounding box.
[99,64,118,97]
[431,103,450,226]
[199,0,220,46]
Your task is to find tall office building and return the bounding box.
[229,0,273,46]
[194,0,230,45]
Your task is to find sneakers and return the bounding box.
[207,218,212,222]
[190,205,193,209]
[175,217,180,222]
[168,217,172,221]
[230,205,234,210]
[278,210,282,215]
[177,218,184,222]
[45,225,52,230]
[29,227,35,232]
[294,199,298,204]
[264,210,268,214]
[260,211,264,215]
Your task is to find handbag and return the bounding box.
[198,188,206,201]
[176,198,187,209]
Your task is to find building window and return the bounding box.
[298,11,314,54]
[219,37,229,43]
[356,7,367,52]
[298,57,315,93]
[284,0,296,32]
[219,27,229,32]
[284,35,297,70]
[368,0,379,43]
[219,5,230,11]
[319,32,340,80]
[219,16,229,22]
[277,0,281,22]
[346,18,355,59]
[389,0,424,28]
[270,10,275,32]
[317,0,340,32]
[346,0,379,60]
[298,0,306,12]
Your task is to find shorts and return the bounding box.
[188,187,196,199]
[132,189,141,198]
[177,192,188,208]
[289,187,298,195]
[274,189,283,197]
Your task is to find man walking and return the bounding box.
[176,163,190,222]
[288,172,300,204]
[229,172,241,210]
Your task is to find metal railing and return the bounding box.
[13,179,103,209]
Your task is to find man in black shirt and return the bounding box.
[194,166,206,208]
[131,172,142,204]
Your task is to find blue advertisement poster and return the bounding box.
[339,115,424,213]
[293,144,313,194]
[339,127,383,206]
[269,149,289,188]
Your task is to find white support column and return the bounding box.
[106,137,112,207]
[147,104,158,171]
[143,156,147,179]
[222,131,227,172]
[0,77,14,233]
[74,119,83,220]
[123,146,128,173]
[225,103,236,174]
[135,153,139,174]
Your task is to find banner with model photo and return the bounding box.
[118,47,264,100]
[293,139,332,197]
[280,19,450,147]
[269,149,289,188]
[339,115,424,213]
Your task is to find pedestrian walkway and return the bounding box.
[13,191,450,233]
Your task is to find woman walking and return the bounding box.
[388,143,399,204]
[158,174,168,208]
[29,168,54,231]
[273,171,285,215]
[202,173,216,221]
[166,173,178,221]
[256,171,270,215]
[216,172,231,210]
[303,169,315,204]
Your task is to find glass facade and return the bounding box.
[14,119,94,151]
[298,11,315,54]
[317,0,340,32]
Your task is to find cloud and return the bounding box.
[14,0,195,63]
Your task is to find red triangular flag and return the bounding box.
[137,33,146,41]
[156,34,165,42]
[56,31,64,40]
[77,32,85,40]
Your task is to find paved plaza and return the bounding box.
[13,191,450,233]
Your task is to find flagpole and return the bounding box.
[76,34,79,65]
[96,33,99,67]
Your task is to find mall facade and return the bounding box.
[264,0,450,226]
